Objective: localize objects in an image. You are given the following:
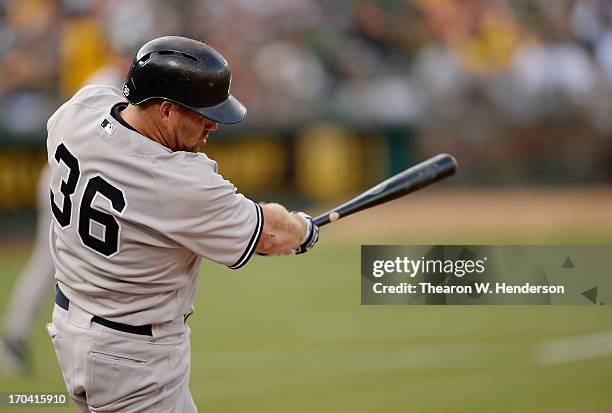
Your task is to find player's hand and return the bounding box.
[292,211,319,254]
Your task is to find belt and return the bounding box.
[55,286,153,336]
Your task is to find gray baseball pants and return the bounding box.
[47,301,197,412]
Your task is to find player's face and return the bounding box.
[171,105,219,152]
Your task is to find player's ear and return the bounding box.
[159,100,173,122]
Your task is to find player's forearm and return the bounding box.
[256,203,306,255]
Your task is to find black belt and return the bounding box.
[55,286,153,336]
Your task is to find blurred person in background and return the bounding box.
[57,0,109,98]
[0,166,53,374]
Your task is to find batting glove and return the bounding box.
[292,211,319,255]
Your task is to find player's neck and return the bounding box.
[121,104,173,150]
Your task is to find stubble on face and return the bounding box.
[172,106,212,152]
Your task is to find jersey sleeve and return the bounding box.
[156,154,263,269]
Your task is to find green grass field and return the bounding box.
[2,189,612,412]
[1,238,612,412]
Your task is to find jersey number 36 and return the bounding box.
[50,143,127,257]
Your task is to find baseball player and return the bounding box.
[46,36,319,412]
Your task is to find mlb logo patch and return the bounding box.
[100,118,115,135]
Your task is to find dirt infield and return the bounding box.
[316,186,612,243]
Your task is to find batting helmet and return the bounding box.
[123,36,246,124]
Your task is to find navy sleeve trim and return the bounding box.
[228,202,263,269]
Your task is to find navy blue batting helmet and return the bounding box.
[123,36,246,124]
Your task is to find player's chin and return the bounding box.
[189,138,207,152]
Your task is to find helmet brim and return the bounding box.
[191,95,247,124]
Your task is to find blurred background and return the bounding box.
[1,0,611,412]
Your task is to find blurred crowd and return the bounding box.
[2,0,612,150]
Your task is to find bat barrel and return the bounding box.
[313,153,457,226]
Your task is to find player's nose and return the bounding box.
[206,121,218,131]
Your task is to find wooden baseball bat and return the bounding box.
[313,153,458,227]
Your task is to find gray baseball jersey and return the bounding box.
[47,85,263,325]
